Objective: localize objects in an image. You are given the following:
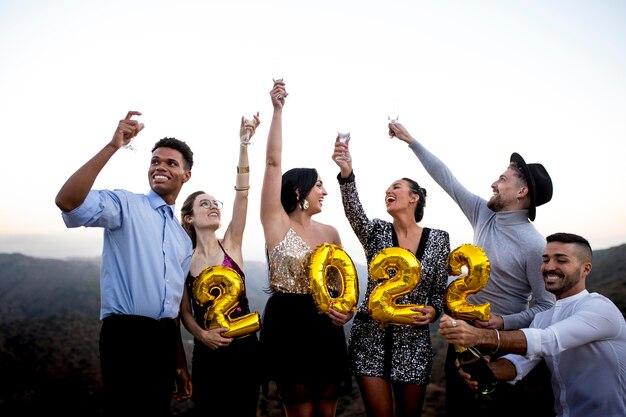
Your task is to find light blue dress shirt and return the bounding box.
[62,188,192,320]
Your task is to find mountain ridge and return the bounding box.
[1,242,624,416]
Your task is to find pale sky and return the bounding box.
[1,0,625,269]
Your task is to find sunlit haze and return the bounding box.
[1,0,625,269]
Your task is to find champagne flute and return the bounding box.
[241,116,257,146]
[122,122,144,151]
[273,77,284,101]
[387,114,399,139]
[335,130,351,162]
[122,138,137,152]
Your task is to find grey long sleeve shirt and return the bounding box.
[408,140,555,329]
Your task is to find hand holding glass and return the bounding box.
[387,114,399,139]
[273,78,284,101]
[241,117,257,146]
[335,131,351,162]
[122,122,145,151]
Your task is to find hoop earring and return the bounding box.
[301,199,310,210]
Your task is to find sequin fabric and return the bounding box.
[267,228,313,294]
[339,174,451,384]
[260,228,352,395]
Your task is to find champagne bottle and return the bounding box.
[456,345,498,395]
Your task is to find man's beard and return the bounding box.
[487,194,504,212]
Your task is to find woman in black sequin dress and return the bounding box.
[332,137,451,417]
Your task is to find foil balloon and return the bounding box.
[367,247,424,326]
[192,265,260,338]
[445,244,491,321]
[308,243,359,314]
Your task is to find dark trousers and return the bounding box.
[444,343,555,417]
[100,314,178,417]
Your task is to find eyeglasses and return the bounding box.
[198,199,223,210]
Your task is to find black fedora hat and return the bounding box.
[510,153,553,221]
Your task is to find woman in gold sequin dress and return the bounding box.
[259,80,354,417]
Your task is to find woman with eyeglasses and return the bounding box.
[178,113,261,416]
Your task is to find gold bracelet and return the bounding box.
[234,185,250,191]
[237,166,250,174]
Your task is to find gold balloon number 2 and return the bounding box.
[368,247,424,326]
[445,244,491,321]
[192,265,261,338]
[365,244,491,326]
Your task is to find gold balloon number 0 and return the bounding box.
[367,247,424,326]
[445,244,491,321]
[192,265,261,338]
[309,243,359,315]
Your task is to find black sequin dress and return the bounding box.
[338,172,450,384]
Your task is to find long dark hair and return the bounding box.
[280,168,318,213]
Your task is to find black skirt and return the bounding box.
[259,292,352,397]
[191,332,261,416]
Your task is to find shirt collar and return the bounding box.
[147,189,175,217]
[495,209,531,226]
[555,289,589,306]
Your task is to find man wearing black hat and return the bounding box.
[388,122,556,417]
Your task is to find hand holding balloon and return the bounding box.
[444,244,491,321]
[410,305,436,326]
[309,243,359,315]
[443,244,497,395]
[193,265,261,338]
[198,327,234,350]
[328,307,355,326]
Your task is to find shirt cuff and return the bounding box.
[520,328,542,358]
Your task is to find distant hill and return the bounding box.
[0,243,624,416]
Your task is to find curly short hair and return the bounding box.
[152,137,194,170]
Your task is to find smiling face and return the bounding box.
[384,179,415,215]
[487,165,527,213]
[189,193,222,232]
[541,241,592,300]
[148,147,192,204]
[303,177,327,214]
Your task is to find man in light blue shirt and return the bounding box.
[55,110,194,416]
[439,233,626,417]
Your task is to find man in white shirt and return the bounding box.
[439,232,626,417]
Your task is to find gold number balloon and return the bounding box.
[192,265,261,338]
[445,244,491,321]
[308,243,359,314]
[367,247,424,326]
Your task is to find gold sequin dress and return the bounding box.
[259,228,352,403]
